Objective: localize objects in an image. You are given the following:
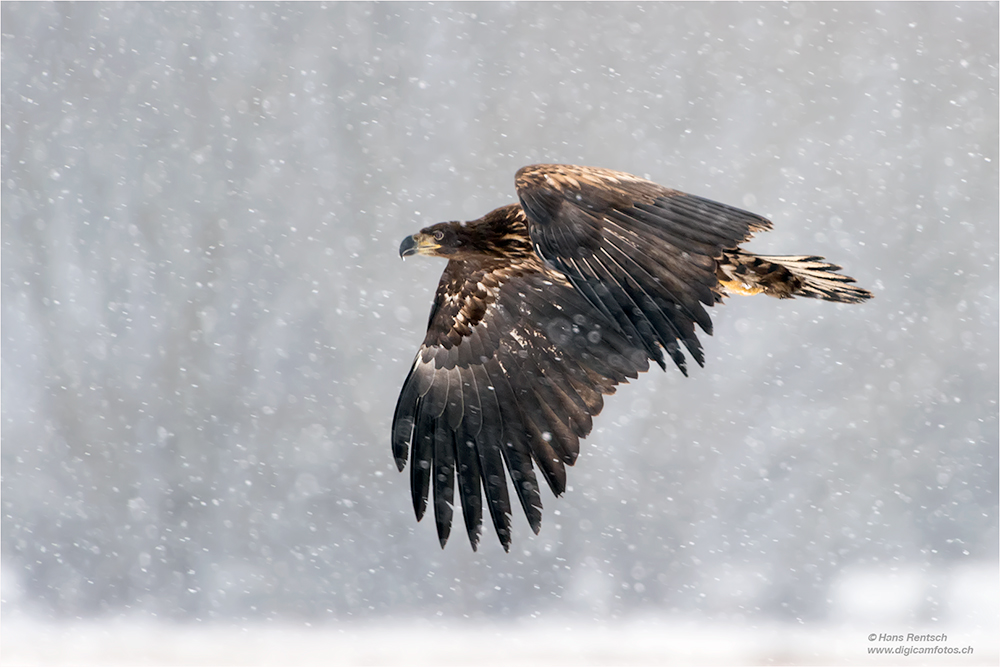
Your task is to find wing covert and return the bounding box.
[515,164,773,374]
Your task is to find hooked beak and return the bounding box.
[398,232,440,259]
[399,234,418,258]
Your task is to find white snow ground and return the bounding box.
[3,562,997,665]
[0,563,1000,667]
[2,616,997,666]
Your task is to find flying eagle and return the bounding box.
[393,164,872,551]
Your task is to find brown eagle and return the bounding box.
[393,164,872,551]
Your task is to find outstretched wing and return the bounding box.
[391,256,647,551]
[515,164,772,375]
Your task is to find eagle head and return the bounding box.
[399,204,533,261]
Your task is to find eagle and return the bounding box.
[393,164,872,552]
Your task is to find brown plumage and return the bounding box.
[393,164,872,551]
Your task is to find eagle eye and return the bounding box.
[433,230,444,241]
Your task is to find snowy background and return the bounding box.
[2,2,997,664]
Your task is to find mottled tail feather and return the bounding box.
[718,249,873,304]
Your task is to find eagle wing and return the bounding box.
[515,164,773,374]
[391,256,647,551]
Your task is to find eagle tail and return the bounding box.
[718,249,873,304]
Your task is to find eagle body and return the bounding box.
[394,164,872,551]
